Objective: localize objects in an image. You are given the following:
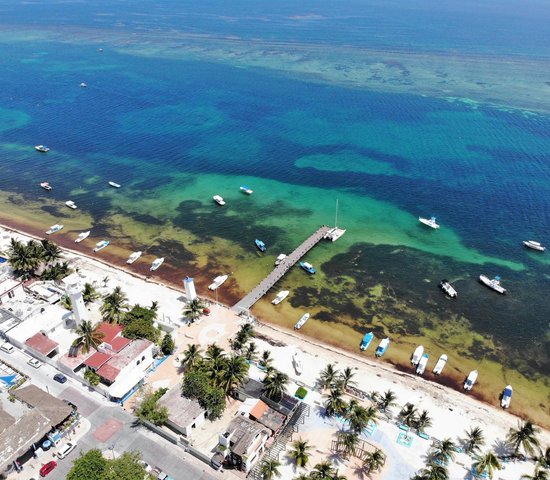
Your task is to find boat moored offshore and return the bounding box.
[432,354,447,375]
[299,261,316,274]
[150,257,164,271]
[360,332,374,351]
[239,185,253,195]
[65,200,77,209]
[108,181,121,188]
[213,195,226,206]
[439,280,457,298]
[35,145,50,152]
[416,354,429,375]
[272,290,289,305]
[523,240,546,252]
[419,216,440,229]
[479,275,507,294]
[126,251,142,264]
[40,182,52,191]
[375,338,390,357]
[464,370,478,391]
[208,275,228,291]
[411,345,424,365]
[46,224,64,235]
[93,240,109,252]
[75,231,90,243]
[294,313,310,330]
[501,385,513,409]
[255,239,266,252]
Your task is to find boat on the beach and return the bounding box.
[208,275,228,291]
[275,254,287,265]
[126,251,142,264]
[108,181,121,188]
[75,231,90,243]
[419,216,440,229]
[292,352,302,375]
[432,354,447,375]
[501,385,513,409]
[479,274,507,294]
[239,185,253,195]
[65,200,77,209]
[439,279,457,298]
[150,257,164,271]
[272,290,289,305]
[360,332,374,351]
[523,240,546,252]
[46,224,64,235]
[464,370,478,391]
[40,182,52,191]
[411,345,424,365]
[255,239,266,252]
[34,145,50,152]
[375,338,390,357]
[80,82,87,88]
[294,313,310,330]
[300,261,316,274]
[93,240,109,252]
[416,354,429,375]
[213,195,225,206]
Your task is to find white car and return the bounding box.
[139,460,153,473]
[57,442,77,459]
[27,358,43,368]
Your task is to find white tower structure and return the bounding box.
[183,277,197,302]
[66,278,88,326]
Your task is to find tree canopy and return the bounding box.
[67,449,153,480]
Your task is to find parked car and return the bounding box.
[53,373,67,383]
[157,472,175,480]
[39,461,57,477]
[57,442,77,459]
[139,460,153,473]
[28,357,43,368]
[0,342,14,354]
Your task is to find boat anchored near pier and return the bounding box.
[294,313,310,330]
[272,290,289,305]
[208,275,228,291]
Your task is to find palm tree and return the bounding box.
[288,439,312,468]
[412,463,449,480]
[218,355,249,394]
[323,388,347,417]
[150,300,159,312]
[205,344,225,362]
[473,451,502,479]
[183,298,206,323]
[345,404,377,433]
[82,282,100,305]
[73,320,105,354]
[319,363,339,390]
[41,260,73,281]
[7,238,41,276]
[415,409,432,433]
[463,426,485,455]
[259,459,281,480]
[181,344,202,370]
[259,350,273,370]
[100,286,128,323]
[238,323,255,342]
[521,468,549,480]
[40,239,62,265]
[376,389,397,413]
[537,446,550,469]
[338,431,359,459]
[432,438,458,465]
[399,403,418,427]
[363,448,385,474]
[338,367,356,390]
[507,420,541,457]
[263,370,289,402]
[244,341,258,362]
[309,460,336,480]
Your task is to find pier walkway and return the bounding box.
[232,225,331,313]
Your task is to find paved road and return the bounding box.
[0,348,218,480]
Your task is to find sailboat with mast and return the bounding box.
[324,199,346,241]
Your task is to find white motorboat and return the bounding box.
[239,185,253,195]
[150,257,164,271]
[65,200,77,209]
[432,354,447,375]
[439,280,457,298]
[292,352,303,375]
[294,313,310,330]
[108,181,121,188]
[46,224,64,235]
[419,216,440,229]
[40,182,52,191]
[411,345,424,365]
[213,195,225,206]
[523,240,546,252]
[416,354,429,375]
[127,251,142,264]
[80,82,87,88]
[272,290,289,305]
[501,385,513,409]
[464,370,478,391]
[35,145,50,152]
[75,231,90,243]
[479,275,506,294]
[275,254,287,266]
[93,240,109,252]
[208,275,228,291]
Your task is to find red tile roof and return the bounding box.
[25,333,59,356]
[96,363,120,383]
[83,351,112,370]
[109,336,131,353]
[95,323,123,344]
[250,400,269,420]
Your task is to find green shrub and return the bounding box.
[295,387,308,399]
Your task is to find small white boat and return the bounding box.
[80,82,87,88]
[93,240,109,252]
[75,231,90,243]
[35,145,50,152]
[324,227,346,242]
[411,345,424,365]
[419,216,440,229]
[150,257,164,271]
[40,182,52,191]
[375,338,390,357]
[523,240,546,252]
[46,224,64,235]
[275,254,287,266]
[479,275,506,294]
[272,290,289,305]
[464,370,478,391]
[126,251,142,264]
[439,280,457,298]
[294,313,310,330]
[501,385,513,409]
[416,354,429,375]
[432,354,448,375]
[292,352,302,375]
[213,195,225,206]
[240,185,253,195]
[208,275,228,291]
[108,181,121,188]
[65,200,77,209]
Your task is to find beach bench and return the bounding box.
[418,431,430,440]
[398,424,410,432]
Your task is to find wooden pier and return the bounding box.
[232,225,332,313]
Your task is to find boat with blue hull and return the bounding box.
[360,332,374,351]
[255,239,266,252]
[375,338,390,357]
[299,261,316,274]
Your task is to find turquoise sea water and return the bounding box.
[1,1,550,386]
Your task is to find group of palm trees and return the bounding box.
[260,455,349,480]
[7,237,71,280]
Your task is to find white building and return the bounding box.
[0,279,25,306]
[183,277,197,301]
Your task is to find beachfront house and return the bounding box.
[0,278,24,306]
[158,387,206,437]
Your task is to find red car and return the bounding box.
[39,461,57,477]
